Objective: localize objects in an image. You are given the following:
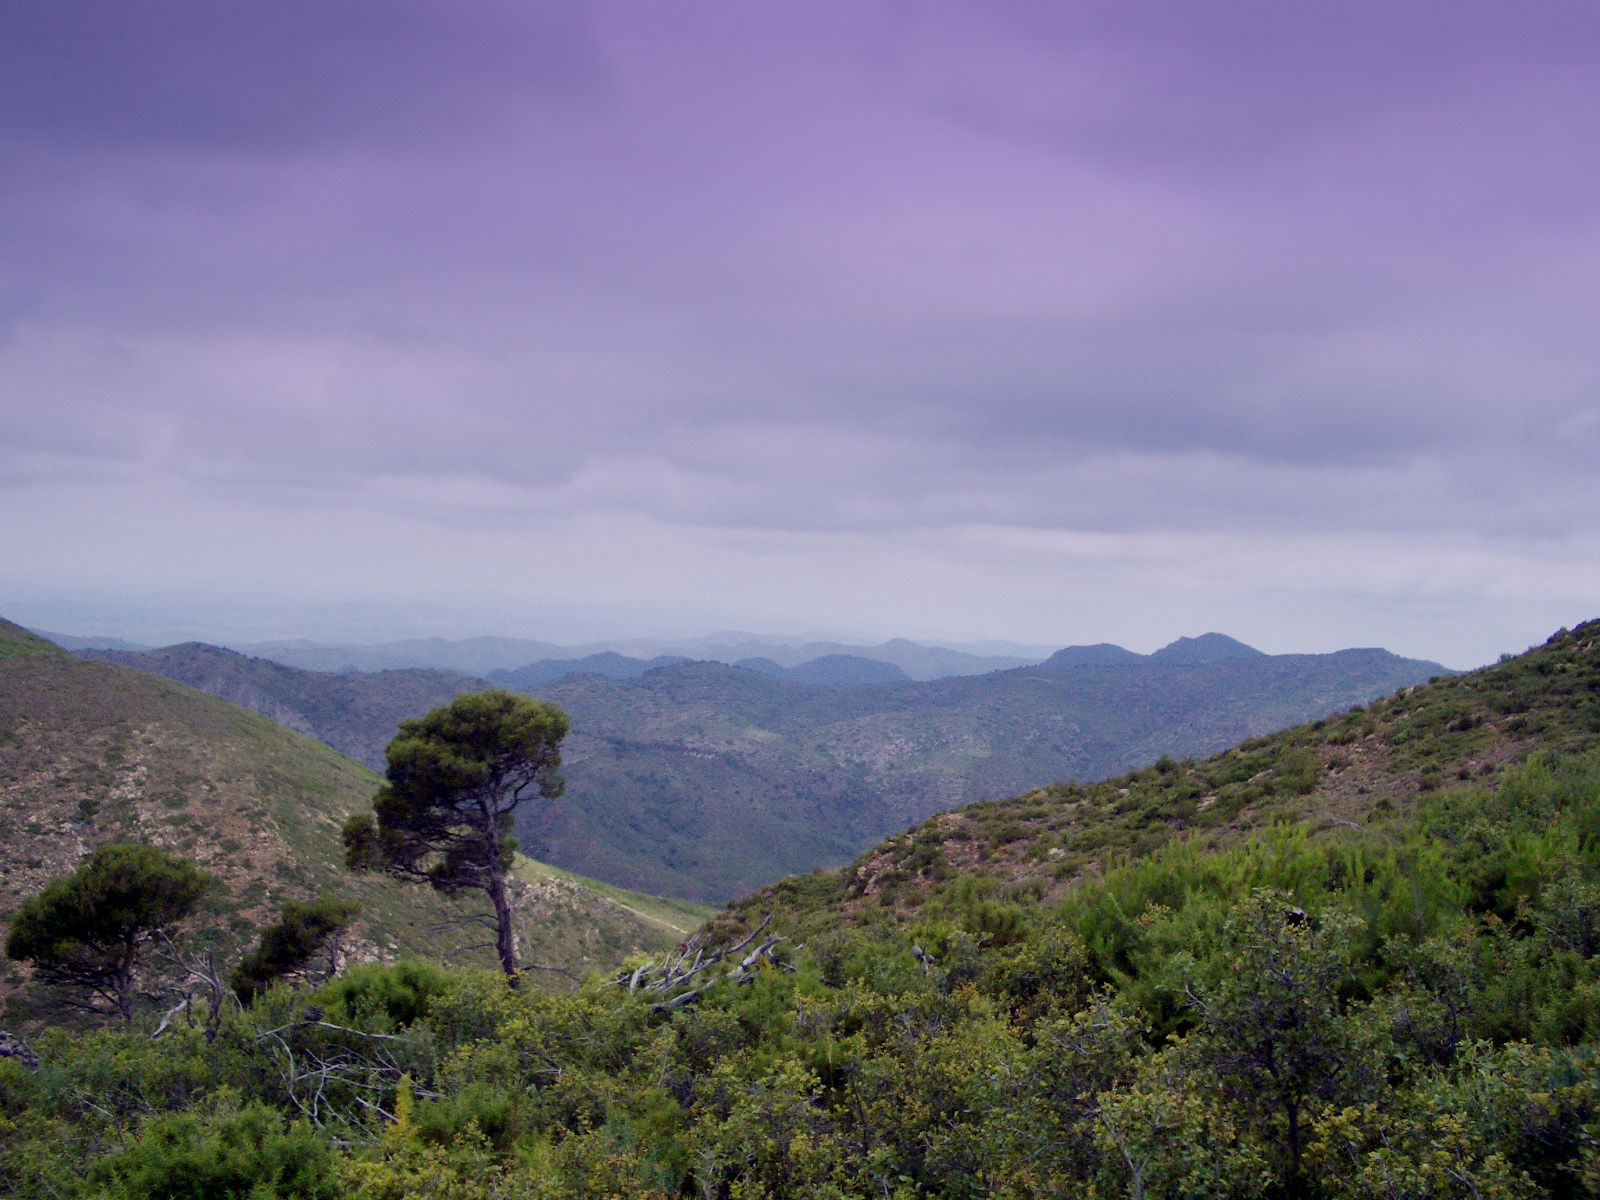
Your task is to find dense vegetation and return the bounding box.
[3,751,1598,1197]
[3,623,1598,1197]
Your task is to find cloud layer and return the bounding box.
[5,1,1599,664]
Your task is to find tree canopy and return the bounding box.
[343,689,568,982]
[4,842,215,1024]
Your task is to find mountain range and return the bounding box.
[76,630,1449,902]
[51,630,1056,681]
[6,612,1595,1197]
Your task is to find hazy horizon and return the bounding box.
[10,585,1496,669]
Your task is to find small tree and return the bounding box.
[4,843,215,1025]
[342,690,568,983]
[230,895,362,1005]
[1180,890,1373,1190]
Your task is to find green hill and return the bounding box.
[715,620,1600,940]
[0,618,710,1022]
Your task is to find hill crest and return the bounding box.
[1148,632,1266,664]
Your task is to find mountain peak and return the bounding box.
[1040,642,1144,669]
[1148,633,1265,665]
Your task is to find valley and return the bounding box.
[0,619,709,1023]
[79,630,1448,901]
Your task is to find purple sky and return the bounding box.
[5,1,1600,665]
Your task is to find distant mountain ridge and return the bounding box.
[735,655,913,685]
[1147,631,1266,664]
[1040,642,1146,668]
[227,634,570,675]
[488,652,694,689]
[211,632,1048,680]
[26,628,153,653]
[1037,632,1266,670]
[42,623,1444,681]
[76,631,1450,902]
[78,642,484,768]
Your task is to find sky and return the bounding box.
[4,1,1600,667]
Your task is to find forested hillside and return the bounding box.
[3,623,1597,1198]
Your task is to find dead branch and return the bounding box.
[150,936,239,1041]
[612,914,791,1011]
[149,996,190,1039]
[1320,812,1364,831]
[251,1018,431,1133]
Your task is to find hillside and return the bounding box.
[0,619,708,1022]
[75,634,1448,903]
[524,642,1446,898]
[5,622,1597,1199]
[79,642,484,770]
[718,620,1600,939]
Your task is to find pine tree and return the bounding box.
[4,843,215,1024]
[343,690,568,983]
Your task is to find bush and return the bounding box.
[92,1097,338,1199]
[316,959,453,1029]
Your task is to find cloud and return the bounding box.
[0,0,603,155]
[3,1,1600,662]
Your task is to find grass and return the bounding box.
[514,858,715,938]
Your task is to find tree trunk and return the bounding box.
[1284,1095,1303,1194]
[486,861,520,987]
[114,942,137,1027]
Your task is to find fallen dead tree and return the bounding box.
[611,914,793,1012]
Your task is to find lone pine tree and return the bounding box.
[343,690,568,983]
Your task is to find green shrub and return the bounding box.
[315,959,453,1029]
[92,1097,338,1199]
